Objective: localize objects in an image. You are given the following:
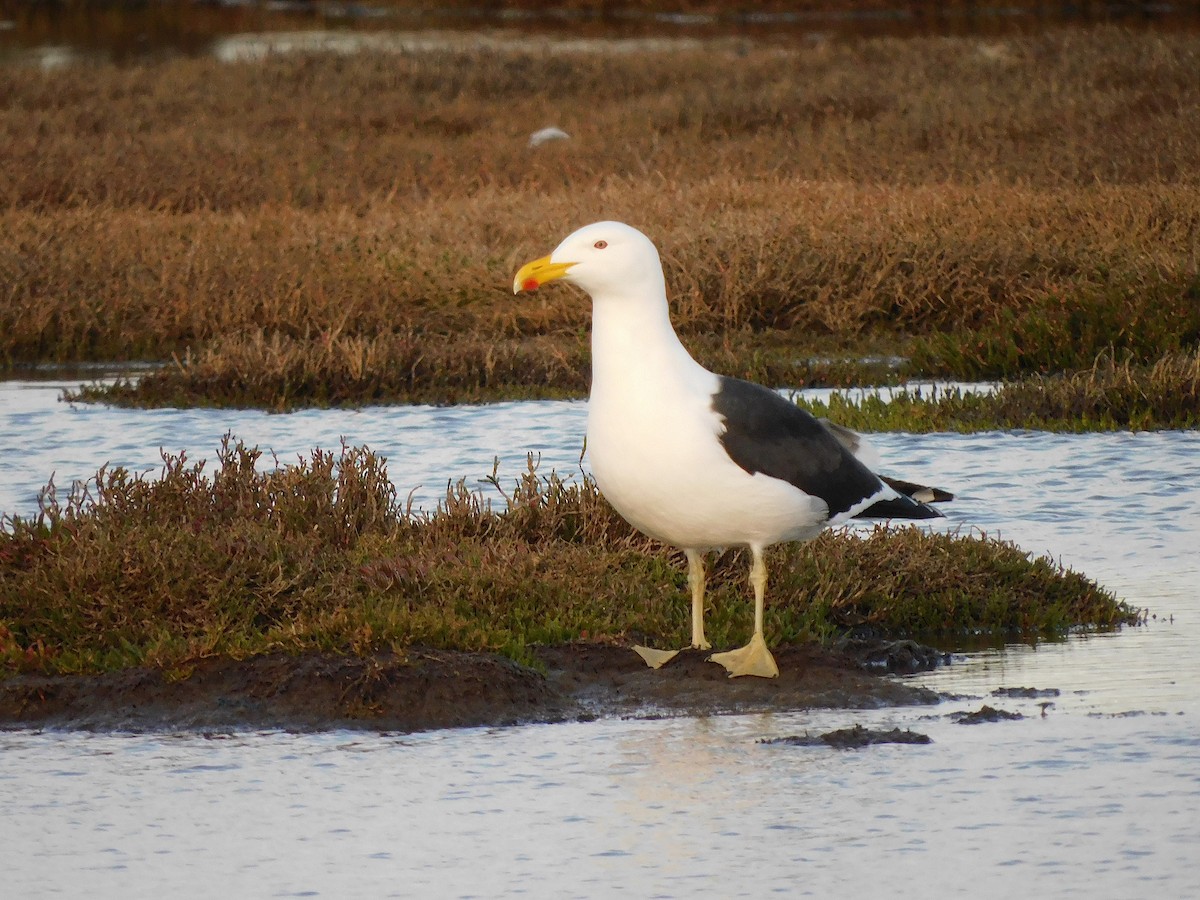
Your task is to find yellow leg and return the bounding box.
[687,549,712,651]
[708,546,780,678]
[633,549,712,669]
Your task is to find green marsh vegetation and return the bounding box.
[0,440,1138,676]
[798,352,1200,433]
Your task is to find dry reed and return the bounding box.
[5,29,1198,211]
[2,27,1198,403]
[4,182,1198,361]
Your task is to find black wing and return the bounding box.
[711,377,942,520]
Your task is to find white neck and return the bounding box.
[587,286,709,406]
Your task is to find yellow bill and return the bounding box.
[512,255,576,294]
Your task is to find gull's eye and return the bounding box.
[594,240,608,249]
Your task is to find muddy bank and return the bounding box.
[0,640,941,733]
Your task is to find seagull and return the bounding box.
[513,222,951,678]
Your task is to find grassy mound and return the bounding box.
[0,439,1137,677]
[61,328,899,409]
[800,351,1200,432]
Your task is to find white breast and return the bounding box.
[585,303,827,551]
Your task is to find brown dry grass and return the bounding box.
[6,29,1198,209]
[5,183,1198,362]
[2,27,1199,398]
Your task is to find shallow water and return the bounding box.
[2,709,1198,898]
[2,380,1198,895]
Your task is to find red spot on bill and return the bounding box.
[522,277,540,292]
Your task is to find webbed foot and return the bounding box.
[632,645,682,669]
[707,632,780,678]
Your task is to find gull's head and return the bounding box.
[512,221,663,300]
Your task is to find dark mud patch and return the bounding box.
[760,724,932,749]
[953,704,1025,725]
[0,641,940,733]
[992,686,1061,699]
[838,638,950,674]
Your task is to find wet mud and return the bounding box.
[0,640,941,733]
[760,725,933,748]
[952,704,1026,724]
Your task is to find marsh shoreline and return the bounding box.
[0,640,943,733]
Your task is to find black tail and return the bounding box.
[856,492,944,520]
[856,476,954,520]
[818,418,954,515]
[879,475,954,505]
